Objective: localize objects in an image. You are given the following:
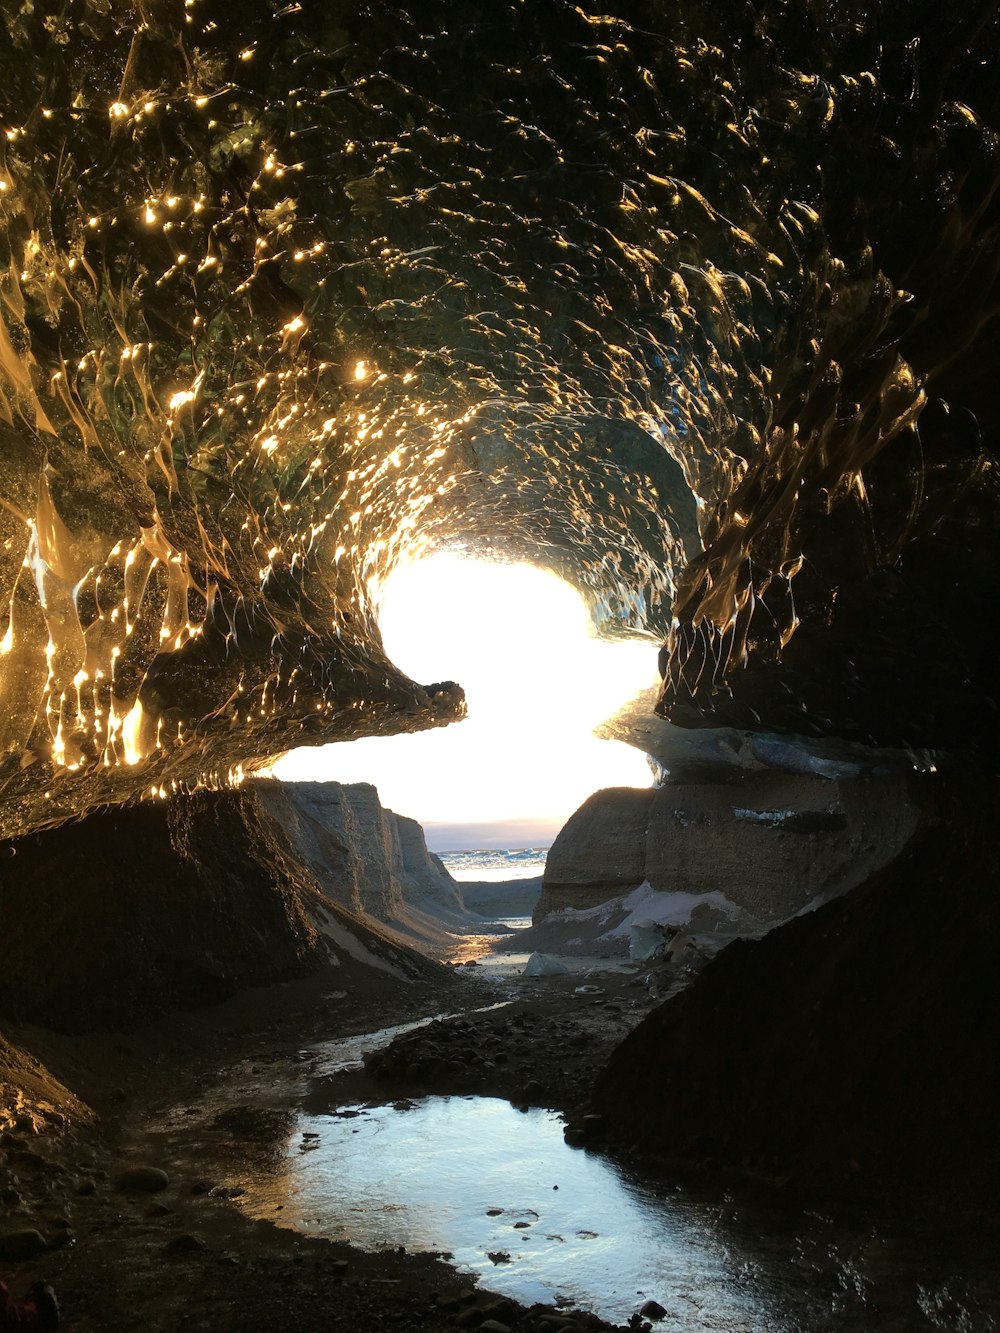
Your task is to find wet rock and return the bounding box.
[116,1166,170,1193]
[639,1300,667,1319]
[146,1202,172,1218]
[0,1228,48,1259]
[164,1232,207,1254]
[479,1322,512,1333]
[480,1299,518,1323]
[582,1114,606,1139]
[13,1149,45,1168]
[75,1179,96,1196]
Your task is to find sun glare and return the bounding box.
[271,555,657,845]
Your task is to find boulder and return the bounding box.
[591,776,1000,1206]
[116,1166,170,1194]
[0,1229,48,1260]
[522,952,569,978]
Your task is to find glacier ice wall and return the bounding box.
[0,0,996,837]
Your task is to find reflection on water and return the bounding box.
[236,1096,792,1329]
[147,1039,999,1333]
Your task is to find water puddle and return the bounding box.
[222,1096,792,1329]
[147,1024,999,1332]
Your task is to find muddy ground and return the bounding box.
[0,935,679,1333]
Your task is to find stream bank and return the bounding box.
[3,894,998,1331]
[0,942,659,1332]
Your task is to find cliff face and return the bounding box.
[536,772,922,924]
[252,780,464,925]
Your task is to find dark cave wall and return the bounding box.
[0,790,332,1031]
[591,774,1000,1203]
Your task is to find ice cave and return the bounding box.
[0,1,998,1329]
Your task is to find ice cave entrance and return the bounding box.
[272,554,656,849]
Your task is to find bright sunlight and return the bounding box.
[271,555,657,847]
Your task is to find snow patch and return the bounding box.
[601,881,741,941]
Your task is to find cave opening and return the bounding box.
[0,0,999,1327]
[272,550,657,845]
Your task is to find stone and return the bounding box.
[639,1300,667,1319]
[522,952,569,978]
[480,1299,517,1321]
[0,1228,48,1259]
[164,1232,207,1254]
[116,1166,170,1193]
[479,1322,513,1333]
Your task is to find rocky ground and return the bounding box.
[0,936,682,1333]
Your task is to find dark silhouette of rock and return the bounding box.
[592,776,1000,1206]
[0,788,438,1031]
[116,1166,170,1194]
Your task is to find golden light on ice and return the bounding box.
[272,554,657,838]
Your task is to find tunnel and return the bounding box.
[0,0,998,1328]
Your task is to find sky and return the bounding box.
[270,554,657,849]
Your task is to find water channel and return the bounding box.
[148,1017,998,1333]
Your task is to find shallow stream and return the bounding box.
[235,1094,791,1329]
[148,1018,998,1332]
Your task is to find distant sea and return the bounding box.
[437,847,549,882]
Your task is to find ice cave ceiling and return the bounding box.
[0,0,997,838]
